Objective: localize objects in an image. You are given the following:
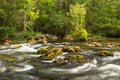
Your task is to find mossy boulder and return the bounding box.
[98,50,113,56]
[64,53,84,63]
[27,37,35,43]
[63,35,75,41]
[92,42,102,47]
[63,46,81,52]
[48,35,58,42]
[37,47,48,54]
[63,46,75,52]
[86,42,102,47]
[14,44,22,48]
[74,46,81,52]
[40,47,63,59]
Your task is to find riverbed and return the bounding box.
[0,39,120,80]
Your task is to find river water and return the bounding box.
[0,40,120,80]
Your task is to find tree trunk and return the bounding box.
[23,13,27,32]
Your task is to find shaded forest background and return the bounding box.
[0,0,120,42]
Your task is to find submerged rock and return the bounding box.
[0,55,16,61]
[64,53,84,63]
[61,42,70,45]
[98,50,113,56]
[14,44,22,48]
[55,58,66,65]
[86,42,102,47]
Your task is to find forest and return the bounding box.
[0,0,120,42]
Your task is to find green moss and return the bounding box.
[63,46,81,52]
[0,55,16,61]
[37,47,48,54]
[65,53,84,63]
[40,47,63,59]
[98,50,113,56]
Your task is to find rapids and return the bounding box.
[0,41,120,80]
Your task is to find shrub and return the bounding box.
[15,31,42,40]
[0,25,15,42]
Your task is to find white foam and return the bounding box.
[0,61,7,72]
[0,44,37,54]
[0,67,7,72]
[98,64,120,78]
[31,44,42,48]
[98,64,120,71]
[27,54,41,57]
[15,45,37,52]
[12,64,33,72]
[41,60,55,63]
[102,52,120,63]
[99,71,119,78]
[48,59,97,74]
[41,52,68,63]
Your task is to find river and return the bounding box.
[0,39,120,80]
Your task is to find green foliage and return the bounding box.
[15,31,42,40]
[48,12,67,36]
[78,28,88,40]
[0,25,15,41]
[68,3,88,40]
[86,0,120,37]
[34,0,68,37]
[69,3,86,27]
[0,0,120,41]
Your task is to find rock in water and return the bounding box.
[98,50,113,56]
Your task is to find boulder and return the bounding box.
[92,42,102,47]
[63,46,75,52]
[37,47,48,54]
[74,46,81,52]
[4,40,12,45]
[63,46,81,52]
[86,42,102,47]
[40,47,63,59]
[63,35,75,41]
[98,50,113,56]
[64,53,84,63]
[48,35,58,42]
[27,37,35,43]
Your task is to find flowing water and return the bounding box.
[0,39,120,80]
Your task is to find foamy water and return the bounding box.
[0,43,120,80]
